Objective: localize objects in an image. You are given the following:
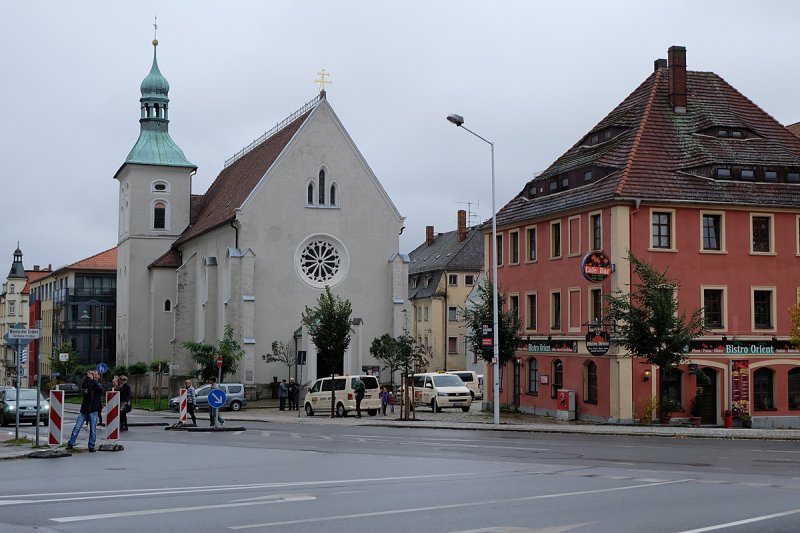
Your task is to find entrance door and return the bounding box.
[699,367,717,425]
[513,362,521,410]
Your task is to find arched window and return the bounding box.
[789,368,800,409]
[527,357,538,394]
[163,299,172,312]
[753,367,774,410]
[551,359,563,398]
[330,183,337,206]
[153,201,166,229]
[307,183,314,205]
[585,361,598,404]
[318,170,326,205]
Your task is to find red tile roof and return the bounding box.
[66,246,117,271]
[22,269,53,294]
[497,59,800,227]
[173,111,311,247]
[150,248,182,269]
[788,122,800,138]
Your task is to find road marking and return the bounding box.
[51,494,316,523]
[6,471,492,505]
[228,479,693,530]
[677,507,800,532]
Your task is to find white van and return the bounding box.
[304,375,381,417]
[409,372,472,412]
[446,370,482,400]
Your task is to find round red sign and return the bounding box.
[581,252,612,283]
[215,355,223,368]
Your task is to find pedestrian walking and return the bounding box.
[380,386,389,416]
[67,370,104,452]
[287,378,297,411]
[208,376,224,427]
[278,379,288,411]
[353,377,365,418]
[119,375,132,431]
[388,389,395,414]
[184,379,197,426]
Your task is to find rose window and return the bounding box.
[295,235,349,288]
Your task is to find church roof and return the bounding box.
[496,49,800,228]
[173,106,313,246]
[150,248,182,269]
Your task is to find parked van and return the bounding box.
[410,372,472,412]
[446,370,482,400]
[304,375,381,417]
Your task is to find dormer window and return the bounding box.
[583,127,624,146]
[717,168,731,178]
[731,130,743,139]
[788,172,800,182]
[741,169,755,180]
[584,171,593,181]
[549,181,558,191]
[765,171,778,181]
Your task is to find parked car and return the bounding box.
[304,375,381,417]
[53,383,81,397]
[408,372,473,412]
[0,388,50,426]
[446,370,482,400]
[169,383,247,412]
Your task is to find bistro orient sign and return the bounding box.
[581,252,612,283]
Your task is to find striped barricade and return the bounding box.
[179,388,187,424]
[105,390,120,442]
[48,389,64,446]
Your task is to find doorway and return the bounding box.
[698,367,717,425]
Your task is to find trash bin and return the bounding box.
[724,409,732,428]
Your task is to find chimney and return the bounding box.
[668,45,687,113]
[33,265,40,271]
[653,58,667,72]
[426,225,435,246]
[457,210,467,242]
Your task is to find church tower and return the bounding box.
[114,36,196,366]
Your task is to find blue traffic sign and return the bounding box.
[97,362,108,374]
[208,389,227,408]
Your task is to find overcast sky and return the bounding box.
[2,1,799,272]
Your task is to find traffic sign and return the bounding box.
[8,328,40,340]
[208,388,227,408]
[215,355,223,368]
[97,362,108,374]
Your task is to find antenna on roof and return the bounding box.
[455,201,480,227]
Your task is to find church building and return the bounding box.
[115,37,408,391]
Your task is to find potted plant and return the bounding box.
[659,396,681,425]
[689,395,702,428]
[639,395,659,425]
[740,413,752,429]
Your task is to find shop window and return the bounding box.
[788,368,800,409]
[585,361,598,404]
[753,368,774,410]
[551,359,563,399]
[660,368,682,409]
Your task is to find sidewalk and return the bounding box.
[4,403,798,461]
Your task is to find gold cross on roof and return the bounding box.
[315,69,332,92]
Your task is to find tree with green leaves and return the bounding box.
[301,287,352,378]
[128,361,149,399]
[49,341,79,380]
[463,278,523,366]
[150,359,170,406]
[262,340,297,379]
[369,332,430,389]
[604,251,706,375]
[182,324,245,382]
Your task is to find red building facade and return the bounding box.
[488,46,800,428]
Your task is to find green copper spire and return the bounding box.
[123,37,195,170]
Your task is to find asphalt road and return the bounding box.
[2,414,800,532]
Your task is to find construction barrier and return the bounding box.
[179,388,187,424]
[48,390,64,446]
[105,390,120,442]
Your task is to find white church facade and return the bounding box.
[115,38,408,390]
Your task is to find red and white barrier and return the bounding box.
[48,390,64,446]
[179,388,187,424]
[105,391,120,442]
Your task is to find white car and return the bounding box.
[409,373,473,413]
[446,370,482,401]
[304,375,381,417]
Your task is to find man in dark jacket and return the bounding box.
[66,370,104,451]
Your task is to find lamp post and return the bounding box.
[447,113,500,426]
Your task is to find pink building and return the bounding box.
[489,46,800,428]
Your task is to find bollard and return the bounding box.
[105,391,120,442]
[724,409,733,429]
[48,390,64,446]
[179,388,187,425]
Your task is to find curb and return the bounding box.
[185,426,247,433]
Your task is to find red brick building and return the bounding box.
[490,46,800,428]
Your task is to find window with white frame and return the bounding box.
[448,336,458,354]
[551,291,561,330]
[423,306,429,321]
[528,357,538,394]
[448,306,458,321]
[752,288,775,330]
[509,294,519,318]
[526,226,537,261]
[702,287,726,330]
[751,214,773,254]
[526,293,537,330]
[448,274,458,286]
[465,274,475,286]
[701,212,724,252]
[651,210,674,250]
[590,212,602,251]
[496,234,503,266]
[153,201,167,230]
[509,230,520,264]
[568,216,581,256]
[551,221,562,258]
[589,288,602,324]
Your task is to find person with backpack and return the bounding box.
[353,377,366,418]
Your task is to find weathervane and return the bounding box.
[153,16,158,46]
[315,69,332,94]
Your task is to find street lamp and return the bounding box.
[447,113,500,426]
